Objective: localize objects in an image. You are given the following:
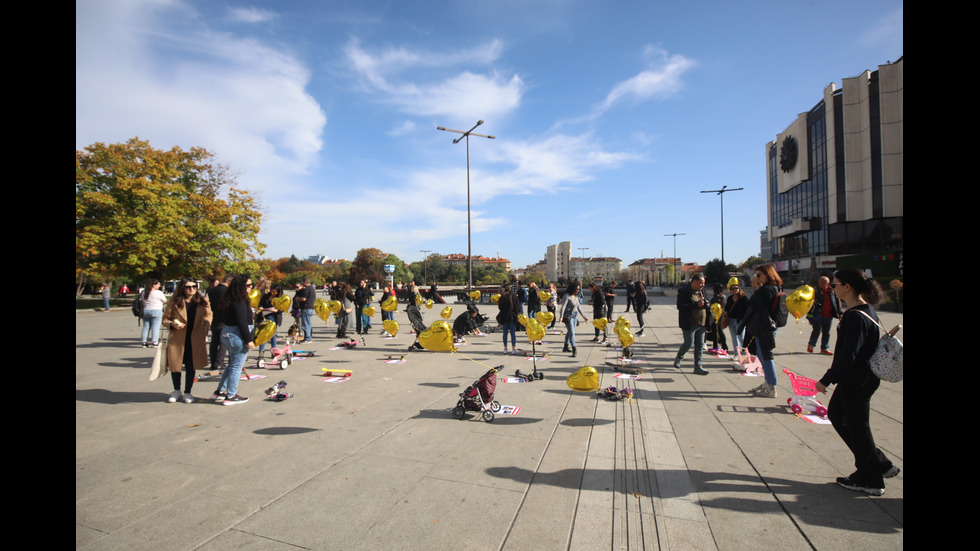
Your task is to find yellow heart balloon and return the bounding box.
[253,320,277,346]
[272,295,291,312]
[786,285,816,320]
[593,317,608,330]
[419,320,455,352]
[382,295,398,312]
[383,319,399,337]
[517,313,528,327]
[538,291,551,302]
[617,327,634,348]
[363,305,376,317]
[248,288,261,309]
[567,366,600,392]
[614,316,630,333]
[490,294,500,303]
[469,290,481,300]
[415,294,423,305]
[327,300,342,314]
[314,298,331,321]
[425,299,434,309]
[526,318,545,342]
[710,302,723,322]
[535,311,554,326]
[440,306,452,319]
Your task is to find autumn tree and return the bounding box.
[76,138,265,290]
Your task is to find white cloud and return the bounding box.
[228,6,278,24]
[594,46,695,115]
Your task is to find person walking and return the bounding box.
[140,279,167,348]
[162,277,212,403]
[739,265,783,396]
[672,274,709,375]
[815,268,898,496]
[634,281,648,337]
[560,282,588,357]
[589,282,607,343]
[497,285,520,354]
[807,276,842,355]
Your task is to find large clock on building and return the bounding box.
[779,135,798,172]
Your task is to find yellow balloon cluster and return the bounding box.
[271,295,291,312]
[526,318,545,342]
[383,319,399,337]
[382,295,398,312]
[253,320,277,346]
[440,306,453,319]
[535,311,554,326]
[490,294,500,303]
[248,288,261,309]
[786,285,815,320]
[567,366,600,392]
[593,317,608,331]
[710,303,723,322]
[418,320,455,352]
[538,291,551,302]
[314,298,331,322]
[614,316,630,333]
[362,305,376,317]
[613,317,633,347]
[469,290,481,300]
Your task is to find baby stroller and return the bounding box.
[782,368,828,417]
[406,301,427,351]
[451,366,502,422]
[257,342,293,370]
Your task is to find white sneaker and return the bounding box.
[182,393,196,404]
[167,390,182,403]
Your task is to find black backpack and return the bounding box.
[770,292,789,328]
[131,295,144,320]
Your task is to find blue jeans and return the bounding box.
[808,317,833,350]
[755,338,778,386]
[217,326,251,397]
[501,322,517,348]
[300,308,314,340]
[141,310,163,344]
[676,326,706,367]
[728,318,744,350]
[564,314,578,347]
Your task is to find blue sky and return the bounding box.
[76,0,903,271]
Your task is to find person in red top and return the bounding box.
[807,276,841,355]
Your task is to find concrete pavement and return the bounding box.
[76,297,903,550]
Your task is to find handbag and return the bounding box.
[855,310,903,383]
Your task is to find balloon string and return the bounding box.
[452,351,497,370]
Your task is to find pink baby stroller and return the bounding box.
[257,343,293,370]
[782,368,828,417]
[452,366,502,422]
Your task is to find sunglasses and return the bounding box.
[184,285,197,290]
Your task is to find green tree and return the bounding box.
[76,137,265,288]
[351,248,386,283]
[703,258,737,286]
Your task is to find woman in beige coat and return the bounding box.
[162,277,213,403]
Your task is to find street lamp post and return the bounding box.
[700,185,743,265]
[419,249,431,286]
[436,121,495,289]
[664,233,685,285]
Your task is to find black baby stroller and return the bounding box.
[451,366,502,422]
[406,300,428,351]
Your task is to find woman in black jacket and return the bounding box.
[738,265,782,398]
[815,269,898,496]
[212,274,254,405]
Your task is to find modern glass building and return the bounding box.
[765,57,902,279]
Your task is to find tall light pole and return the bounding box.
[436,120,495,289]
[419,249,431,286]
[700,185,743,265]
[664,233,685,285]
[577,247,589,282]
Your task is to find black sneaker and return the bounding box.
[836,476,883,496]
[223,394,249,405]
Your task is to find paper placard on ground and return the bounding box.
[502,377,531,383]
[798,413,832,424]
[384,358,406,364]
[497,405,521,415]
[617,358,642,363]
[546,330,563,334]
[321,377,351,383]
[614,373,642,380]
[740,371,764,377]
[241,373,267,381]
[328,346,345,351]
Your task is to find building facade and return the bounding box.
[765,57,902,279]
[545,241,572,282]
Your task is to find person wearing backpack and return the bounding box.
[814,269,898,496]
[738,264,783,397]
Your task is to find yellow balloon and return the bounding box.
[363,305,376,317]
[538,291,551,302]
[536,311,554,326]
[419,320,455,352]
[271,295,291,312]
[517,313,528,327]
[382,295,398,312]
[490,294,500,303]
[526,318,545,342]
[327,300,342,314]
[710,303,723,322]
[786,285,816,320]
[383,319,399,337]
[727,276,741,290]
[617,327,634,348]
[593,317,608,330]
[469,290,481,300]
[614,316,630,333]
[248,288,261,309]
[253,320,277,346]
[415,294,423,305]
[314,298,331,322]
[567,366,600,392]
[425,299,434,309]
[440,306,453,319]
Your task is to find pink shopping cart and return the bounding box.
[782,368,828,417]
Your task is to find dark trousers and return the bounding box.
[827,374,892,488]
[208,323,226,368]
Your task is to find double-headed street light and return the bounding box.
[699,185,743,265]
[436,120,495,290]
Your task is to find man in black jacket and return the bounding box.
[673,274,709,375]
[295,277,316,343]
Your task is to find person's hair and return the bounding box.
[303,276,312,285]
[712,283,724,294]
[143,279,160,299]
[529,282,538,289]
[755,264,783,287]
[565,281,579,295]
[220,274,251,311]
[270,284,282,298]
[691,273,705,282]
[222,274,234,284]
[172,277,204,309]
[636,281,645,291]
[833,268,884,306]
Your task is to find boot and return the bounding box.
[562,343,570,352]
[571,346,577,358]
